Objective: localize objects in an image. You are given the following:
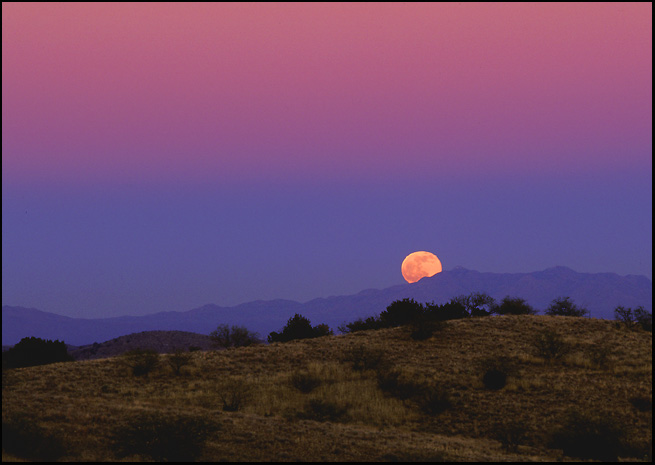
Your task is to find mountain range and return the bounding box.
[2,266,651,346]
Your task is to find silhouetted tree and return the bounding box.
[451,292,496,317]
[614,305,652,331]
[494,296,537,315]
[544,297,588,317]
[2,337,73,369]
[209,324,261,349]
[379,298,425,327]
[425,300,469,321]
[268,314,333,343]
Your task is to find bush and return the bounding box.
[544,296,588,317]
[615,306,652,332]
[297,398,350,423]
[493,296,536,315]
[548,410,626,461]
[112,411,218,461]
[494,420,528,453]
[451,292,496,317]
[268,314,333,343]
[210,324,261,348]
[482,368,507,390]
[122,349,160,377]
[629,396,652,412]
[168,349,193,375]
[219,378,252,411]
[376,369,425,400]
[2,414,66,461]
[337,315,383,333]
[424,301,469,321]
[479,356,515,390]
[532,329,570,362]
[289,369,323,393]
[410,319,446,341]
[379,298,425,327]
[414,385,452,416]
[342,345,388,372]
[2,337,73,369]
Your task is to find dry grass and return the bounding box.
[2,315,652,461]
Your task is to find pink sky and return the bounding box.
[3,3,652,186]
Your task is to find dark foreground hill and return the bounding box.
[2,266,651,346]
[2,315,651,461]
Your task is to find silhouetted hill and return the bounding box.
[68,330,214,360]
[2,267,651,346]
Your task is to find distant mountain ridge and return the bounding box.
[2,266,651,346]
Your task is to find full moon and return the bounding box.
[401,251,443,283]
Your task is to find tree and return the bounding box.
[494,296,537,315]
[167,349,193,376]
[544,297,588,317]
[122,349,159,377]
[379,298,425,327]
[2,337,73,369]
[209,324,260,349]
[268,314,333,343]
[452,292,496,317]
[615,305,652,331]
[425,300,469,321]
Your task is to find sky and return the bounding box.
[2,2,652,319]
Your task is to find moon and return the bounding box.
[401,251,443,283]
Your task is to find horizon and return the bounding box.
[3,264,651,321]
[2,3,652,319]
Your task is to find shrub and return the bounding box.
[494,420,528,453]
[342,345,387,372]
[297,398,349,423]
[479,356,515,390]
[493,296,537,315]
[548,410,626,461]
[379,298,425,327]
[629,396,652,412]
[2,337,73,369]
[586,342,613,369]
[337,315,383,333]
[414,384,452,416]
[268,314,333,343]
[2,414,66,461]
[122,349,160,377]
[167,349,193,375]
[532,329,570,362]
[219,378,252,411]
[111,411,218,461]
[424,301,469,321]
[482,368,507,390]
[615,306,652,332]
[544,296,588,317]
[210,324,261,348]
[451,292,496,317]
[410,319,446,341]
[376,368,425,400]
[289,369,323,393]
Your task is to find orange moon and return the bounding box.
[401,251,443,283]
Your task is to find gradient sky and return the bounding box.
[2,3,652,318]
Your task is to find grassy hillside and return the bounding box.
[68,330,214,361]
[2,315,652,461]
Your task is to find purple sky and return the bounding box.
[2,3,652,318]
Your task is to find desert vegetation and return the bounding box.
[2,297,652,461]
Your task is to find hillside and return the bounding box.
[69,331,215,361]
[2,315,652,462]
